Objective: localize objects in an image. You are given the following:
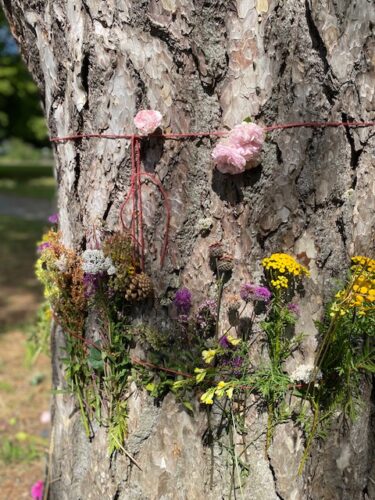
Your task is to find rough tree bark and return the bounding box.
[2,0,374,499]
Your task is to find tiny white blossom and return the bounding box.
[55,255,68,272]
[82,249,116,275]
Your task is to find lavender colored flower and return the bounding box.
[83,273,103,298]
[37,241,51,253]
[48,213,59,224]
[219,335,230,349]
[177,314,189,324]
[174,288,192,315]
[240,283,271,303]
[287,303,300,316]
[220,355,244,376]
[253,286,272,302]
[231,356,244,376]
[196,299,217,330]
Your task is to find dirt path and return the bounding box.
[0,330,51,499]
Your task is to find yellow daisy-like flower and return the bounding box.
[330,255,375,317]
[262,253,310,277]
[202,349,217,364]
[262,253,309,290]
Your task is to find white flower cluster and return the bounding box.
[290,365,322,384]
[82,249,116,275]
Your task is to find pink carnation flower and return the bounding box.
[229,123,265,163]
[134,110,162,135]
[212,122,265,175]
[31,480,44,500]
[212,144,247,174]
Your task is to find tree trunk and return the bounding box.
[2,0,374,498]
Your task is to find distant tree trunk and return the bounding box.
[2,0,374,498]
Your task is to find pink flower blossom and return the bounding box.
[134,110,162,135]
[31,480,44,500]
[229,123,265,164]
[40,410,51,424]
[212,122,265,175]
[48,213,59,224]
[212,144,247,174]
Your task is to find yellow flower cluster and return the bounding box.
[330,255,375,317]
[200,380,235,405]
[351,255,375,274]
[262,253,310,289]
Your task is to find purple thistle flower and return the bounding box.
[48,213,59,224]
[240,283,271,303]
[37,242,51,253]
[287,303,300,316]
[174,288,192,315]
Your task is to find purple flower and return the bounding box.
[48,213,59,224]
[196,299,217,331]
[287,303,300,316]
[219,335,230,349]
[240,283,271,303]
[37,242,51,253]
[231,356,244,376]
[31,481,44,500]
[220,355,244,376]
[232,356,243,369]
[174,288,192,315]
[83,273,103,298]
[177,314,189,324]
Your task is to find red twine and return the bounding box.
[50,120,375,269]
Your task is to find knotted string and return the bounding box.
[50,120,375,269]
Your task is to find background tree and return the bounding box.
[0,9,47,146]
[1,1,374,499]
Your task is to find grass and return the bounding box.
[0,155,53,494]
[0,438,43,464]
[0,164,55,199]
[0,215,46,328]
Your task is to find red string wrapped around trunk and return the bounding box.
[50,120,375,268]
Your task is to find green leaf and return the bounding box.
[183,401,194,413]
[145,382,156,392]
[88,345,104,372]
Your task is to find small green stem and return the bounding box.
[74,374,91,437]
[265,401,274,454]
[216,274,224,340]
[298,400,319,475]
[231,409,245,500]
